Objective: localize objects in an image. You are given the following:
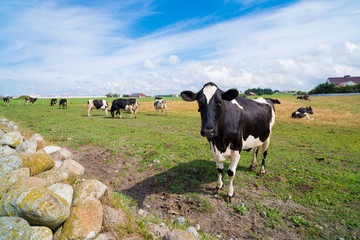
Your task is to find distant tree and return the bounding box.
[309,83,360,94]
[244,88,273,95]
[309,83,335,94]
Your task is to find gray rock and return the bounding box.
[30,226,53,240]
[0,167,30,198]
[186,226,201,239]
[260,211,267,218]
[61,159,85,176]
[47,183,74,208]
[0,216,32,240]
[0,131,23,148]
[16,139,38,154]
[42,146,61,155]
[0,145,15,157]
[0,186,70,229]
[175,216,186,225]
[163,229,198,240]
[36,168,70,186]
[50,148,72,161]
[73,179,107,203]
[103,205,127,230]
[0,155,22,176]
[94,232,117,240]
[138,209,148,217]
[148,222,169,239]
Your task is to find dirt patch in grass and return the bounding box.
[71,146,304,239]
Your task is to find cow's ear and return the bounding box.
[222,89,239,101]
[181,91,197,102]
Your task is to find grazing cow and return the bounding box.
[181,82,276,202]
[154,98,167,116]
[50,98,57,106]
[87,99,108,117]
[291,106,313,119]
[25,98,37,105]
[297,95,311,102]
[3,97,9,106]
[110,98,138,119]
[59,99,67,109]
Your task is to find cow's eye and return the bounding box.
[217,100,223,107]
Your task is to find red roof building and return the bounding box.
[327,75,360,86]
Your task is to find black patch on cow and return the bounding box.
[217,168,223,174]
[93,100,103,109]
[227,169,234,177]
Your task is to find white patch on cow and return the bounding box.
[203,85,217,104]
[254,97,267,104]
[242,135,264,150]
[210,142,232,162]
[254,97,276,131]
[231,99,243,109]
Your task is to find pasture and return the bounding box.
[1,95,359,239]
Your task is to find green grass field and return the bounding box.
[1,95,359,239]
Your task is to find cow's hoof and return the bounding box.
[225,194,234,203]
[215,186,222,194]
[249,165,257,172]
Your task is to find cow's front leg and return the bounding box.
[216,162,224,193]
[226,150,240,203]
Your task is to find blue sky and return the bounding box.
[1,0,360,97]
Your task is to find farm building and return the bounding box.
[123,93,148,98]
[327,75,360,87]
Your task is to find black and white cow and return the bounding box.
[181,82,276,202]
[50,98,57,106]
[154,98,167,116]
[297,95,311,102]
[110,98,138,119]
[3,97,9,106]
[87,99,108,117]
[291,106,313,119]
[25,98,37,105]
[59,99,67,109]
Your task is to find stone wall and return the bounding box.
[0,116,201,240]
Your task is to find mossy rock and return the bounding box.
[0,186,70,229]
[21,150,55,176]
[0,216,32,240]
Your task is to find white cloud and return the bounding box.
[143,55,180,69]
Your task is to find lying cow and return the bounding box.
[297,95,311,102]
[154,98,167,116]
[3,97,9,106]
[59,99,67,109]
[110,98,138,118]
[50,98,57,106]
[25,98,37,105]
[181,82,276,202]
[291,106,313,119]
[88,99,108,117]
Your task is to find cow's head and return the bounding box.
[307,106,313,114]
[110,106,116,117]
[181,82,239,139]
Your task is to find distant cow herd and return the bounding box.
[1,92,314,120]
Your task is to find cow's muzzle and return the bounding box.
[201,127,215,138]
